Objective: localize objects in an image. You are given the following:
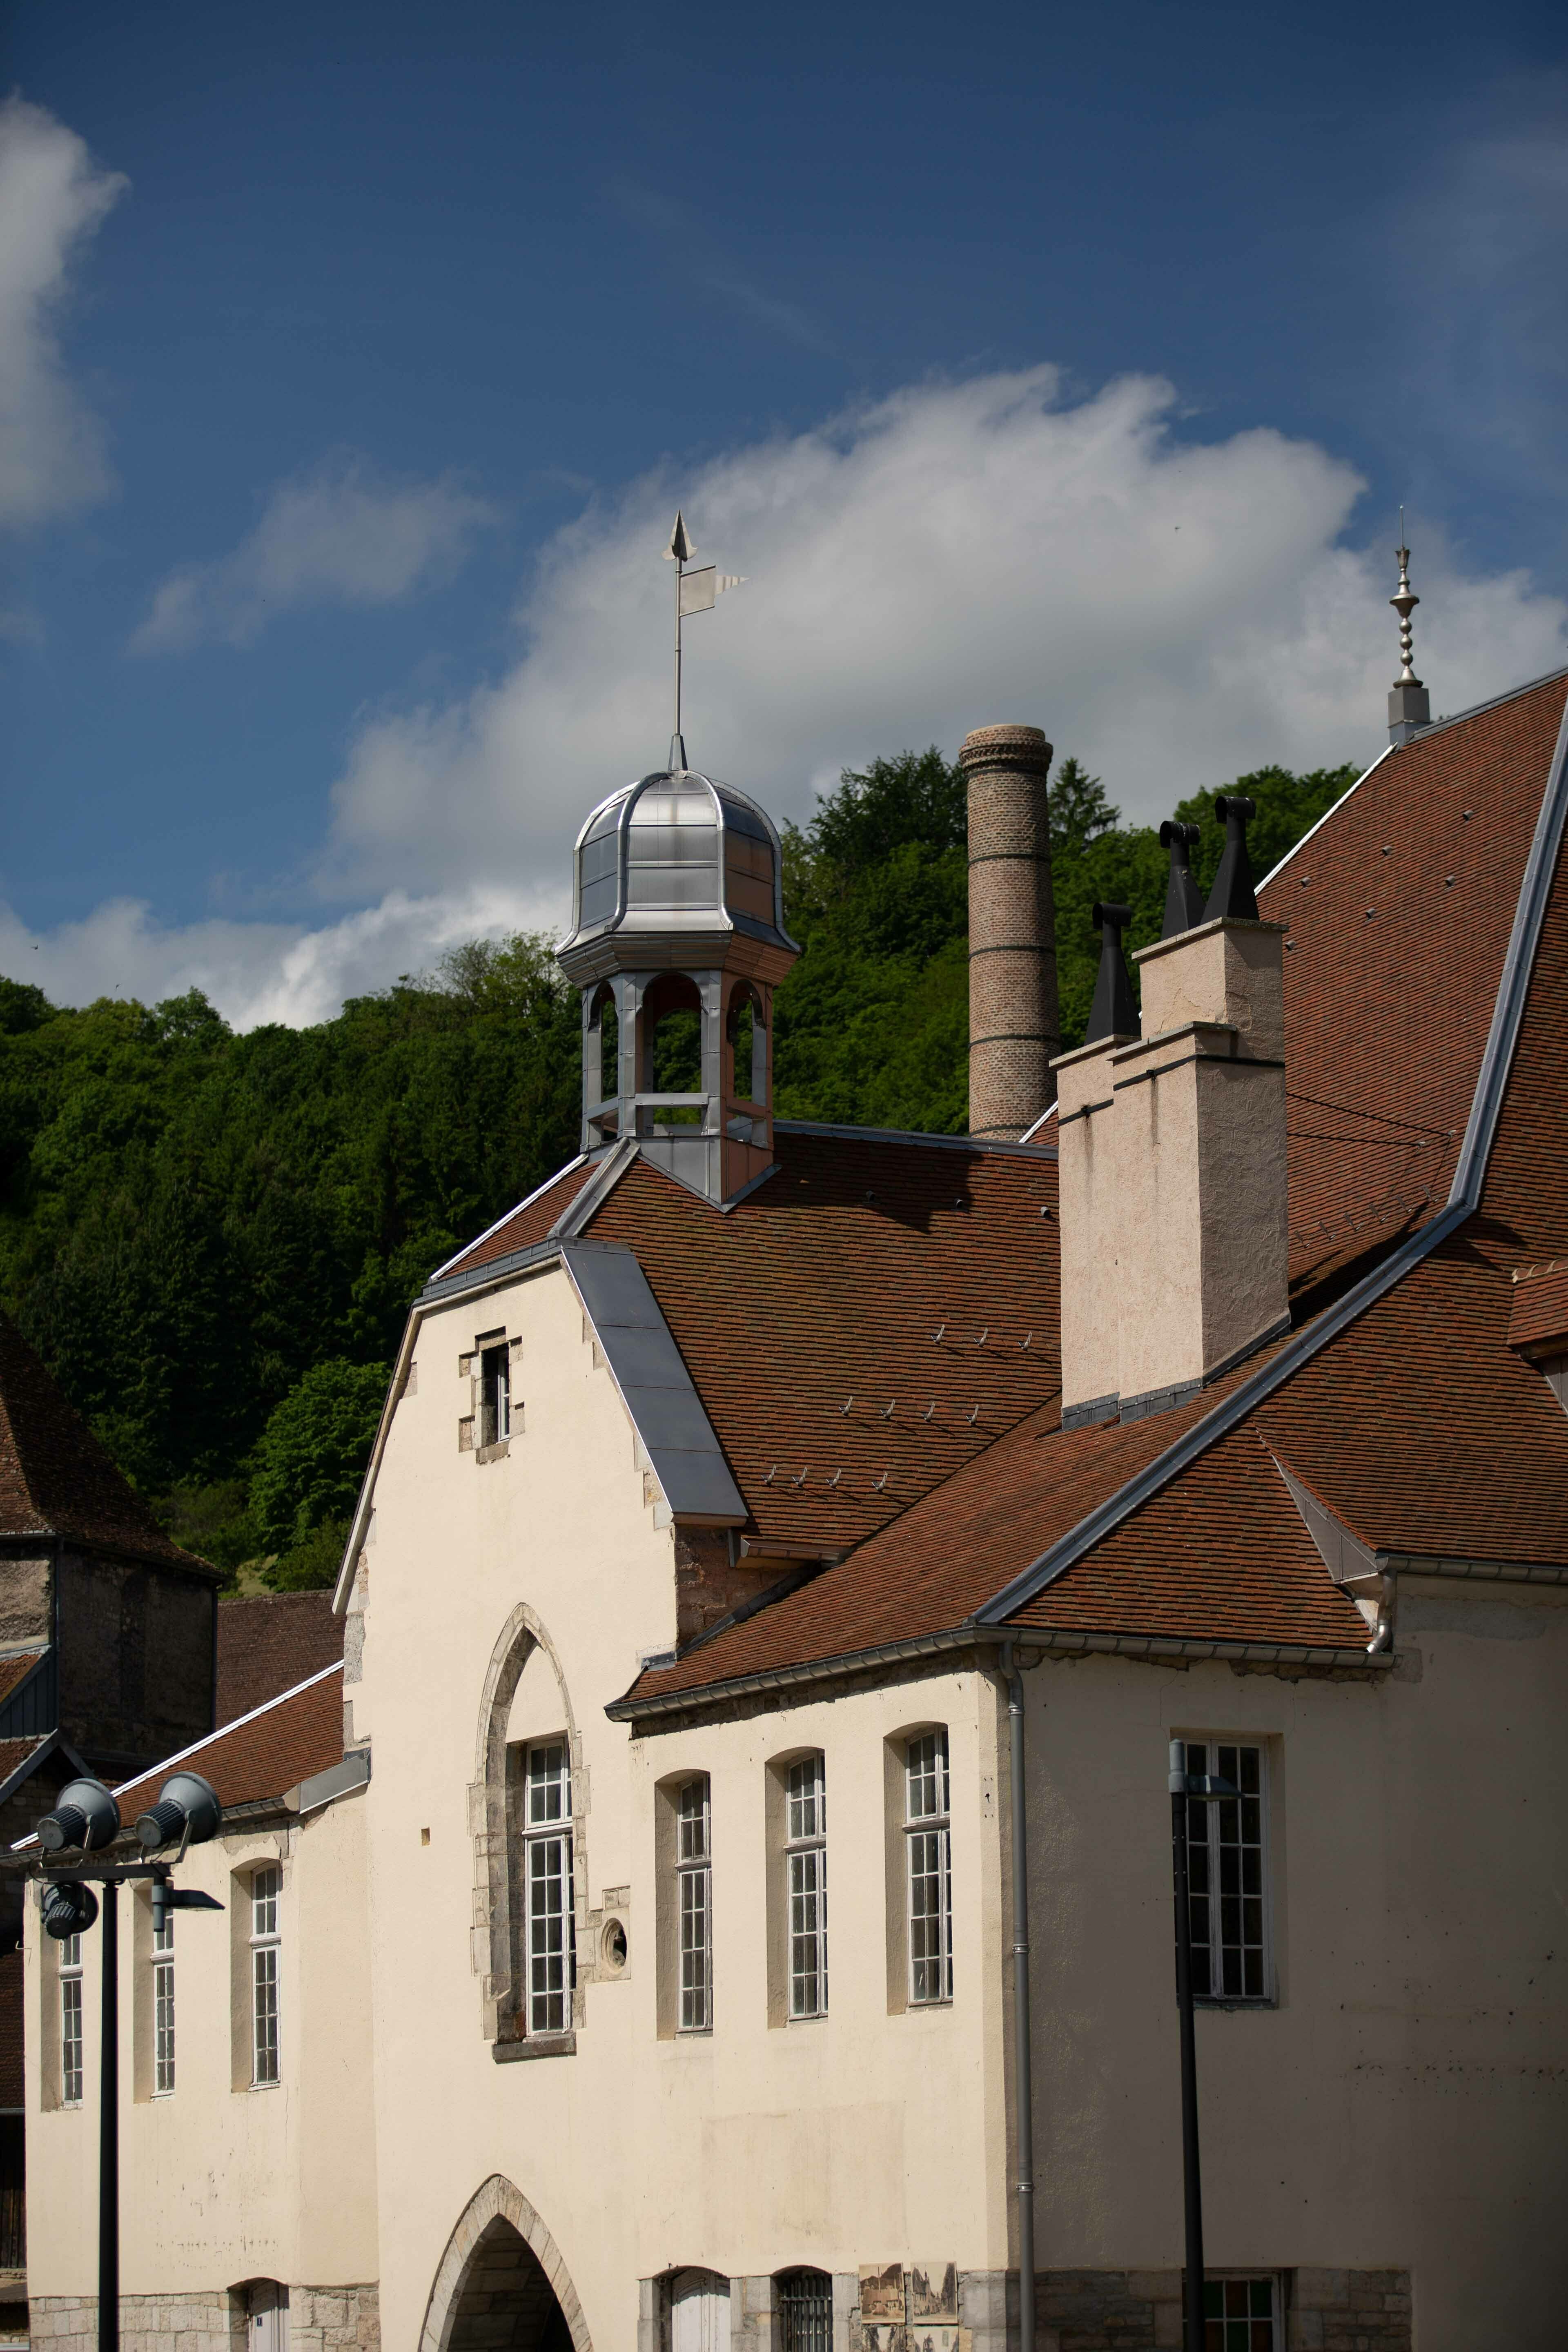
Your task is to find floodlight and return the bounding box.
[36,1777,121,1853]
[135,1770,222,1855]
[42,1880,99,1941]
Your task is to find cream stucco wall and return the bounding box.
[353,1258,1013,2352]
[1014,1579,1568,2351]
[24,1782,378,2304]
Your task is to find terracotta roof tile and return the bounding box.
[0,1312,214,1575]
[216,1593,344,1726]
[1508,1261,1568,1354]
[445,1159,596,1273]
[114,1667,343,1818]
[620,671,1568,1702]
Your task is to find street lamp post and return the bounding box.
[1168,1740,1238,2352]
[26,1773,225,2352]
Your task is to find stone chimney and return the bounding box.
[960,724,1059,1140]
[1054,801,1291,1428]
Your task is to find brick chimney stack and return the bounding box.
[960,724,1059,1140]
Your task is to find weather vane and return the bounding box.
[663,511,744,772]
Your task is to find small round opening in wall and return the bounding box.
[602,1919,628,1973]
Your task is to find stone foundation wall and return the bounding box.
[30,2283,379,2352]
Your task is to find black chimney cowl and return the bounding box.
[1085,901,1138,1044]
[1203,794,1259,922]
[1159,820,1206,938]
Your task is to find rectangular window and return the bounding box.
[785,1755,827,2020]
[905,1730,953,2004]
[60,1933,83,2107]
[1201,2275,1278,2350]
[677,1776,711,2033]
[1180,1742,1269,2002]
[481,1345,511,1446]
[251,1866,281,2085]
[153,1911,176,2095]
[525,1741,575,2035]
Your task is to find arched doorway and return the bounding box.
[421,2177,590,2352]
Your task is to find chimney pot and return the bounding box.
[1203,793,1260,922]
[961,723,1059,1140]
[1159,820,1206,937]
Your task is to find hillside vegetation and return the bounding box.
[0,750,1354,1584]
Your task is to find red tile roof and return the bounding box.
[610,671,1568,1706]
[1508,1261,1568,1355]
[113,1666,343,1818]
[216,1593,344,1727]
[0,1312,214,1575]
[439,1158,596,1274]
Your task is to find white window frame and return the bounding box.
[677,1776,711,2034]
[152,1909,175,2096]
[1179,1739,1271,2004]
[524,1739,575,2035]
[60,1933,84,2107]
[250,1866,281,2086]
[481,1343,511,1446]
[1203,2272,1281,2349]
[785,1754,827,2021]
[905,1730,953,2005]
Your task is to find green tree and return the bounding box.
[249,1357,388,1586]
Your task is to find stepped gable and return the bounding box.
[1269,669,1567,1273]
[113,1664,344,1818]
[217,1592,344,1727]
[0,1310,213,1574]
[619,668,1568,1710]
[579,1127,1061,1551]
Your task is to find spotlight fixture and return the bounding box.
[135,1771,223,1856]
[42,1880,99,1941]
[36,1777,121,1854]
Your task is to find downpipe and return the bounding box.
[1001,1642,1037,2352]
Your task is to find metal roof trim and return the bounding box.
[775,1120,1056,1159]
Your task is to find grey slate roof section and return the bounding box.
[561,1240,746,1526]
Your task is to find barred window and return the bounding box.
[905,1730,953,2004]
[777,2269,832,2352]
[1200,2275,1278,2350]
[1179,1742,1269,2001]
[677,1777,711,2033]
[525,1740,575,2034]
[153,1909,176,2095]
[251,1866,281,2086]
[60,1933,83,2107]
[785,1755,827,2020]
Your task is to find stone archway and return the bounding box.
[420,2176,590,2352]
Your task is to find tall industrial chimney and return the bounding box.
[960,723,1059,1140]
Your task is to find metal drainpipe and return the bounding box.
[1001,1641,1036,2352]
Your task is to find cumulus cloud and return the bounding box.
[320,366,1568,904]
[131,451,497,651]
[0,880,556,1032]
[11,365,1567,1029]
[0,95,126,534]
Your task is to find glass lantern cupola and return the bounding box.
[556,768,800,1206]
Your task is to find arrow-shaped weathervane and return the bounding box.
[663,510,746,772]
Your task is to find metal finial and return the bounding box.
[660,510,746,773]
[1390,511,1422,688]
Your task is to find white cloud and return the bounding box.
[0,882,556,1032]
[321,366,1568,902]
[11,365,1567,1029]
[0,95,126,534]
[131,451,497,651]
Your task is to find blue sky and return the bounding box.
[3,0,1566,1022]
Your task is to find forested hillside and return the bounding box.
[0,748,1354,1584]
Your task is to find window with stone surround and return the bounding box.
[60,1933,83,2107]
[784,1753,827,2020]
[905,1728,953,2005]
[1177,1740,1271,2003]
[524,1739,575,2034]
[677,1776,711,2033]
[251,1866,281,2085]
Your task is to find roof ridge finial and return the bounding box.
[1387,510,1433,748]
